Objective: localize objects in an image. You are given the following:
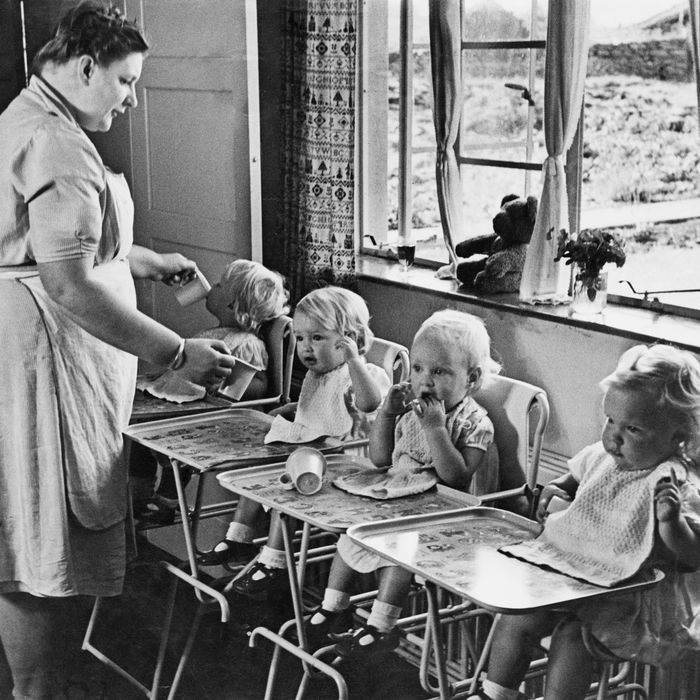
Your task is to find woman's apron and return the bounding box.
[0,171,137,595]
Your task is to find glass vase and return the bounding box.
[570,268,608,315]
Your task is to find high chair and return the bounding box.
[365,336,410,385]
[403,374,550,698]
[83,316,298,700]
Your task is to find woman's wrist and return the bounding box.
[165,338,187,371]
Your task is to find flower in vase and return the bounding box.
[554,229,626,300]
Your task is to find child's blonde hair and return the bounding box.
[413,310,500,390]
[294,286,374,354]
[601,344,700,461]
[220,260,288,333]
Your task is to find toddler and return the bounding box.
[132,259,288,524]
[470,344,700,700]
[199,286,391,582]
[307,310,501,658]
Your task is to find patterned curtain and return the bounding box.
[280,0,357,302]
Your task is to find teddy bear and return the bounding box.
[453,193,538,294]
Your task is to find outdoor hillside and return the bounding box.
[388,47,700,258]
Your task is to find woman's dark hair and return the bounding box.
[32,1,148,74]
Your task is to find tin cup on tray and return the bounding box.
[278,447,327,495]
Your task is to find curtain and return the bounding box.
[519,0,590,302]
[280,0,357,302]
[429,0,462,276]
[689,0,700,136]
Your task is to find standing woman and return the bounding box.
[0,2,235,696]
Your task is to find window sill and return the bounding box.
[357,256,700,353]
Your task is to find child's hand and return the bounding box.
[655,471,682,523]
[536,484,572,523]
[382,382,412,416]
[336,334,360,362]
[413,395,446,429]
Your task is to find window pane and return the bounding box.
[462,0,547,42]
[583,0,700,311]
[460,164,538,239]
[460,49,544,163]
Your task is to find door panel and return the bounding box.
[127,0,260,333]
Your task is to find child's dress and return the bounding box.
[337,394,499,573]
[137,327,267,403]
[502,441,700,665]
[265,361,391,443]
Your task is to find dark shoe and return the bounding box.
[198,539,258,566]
[230,561,286,599]
[300,606,352,651]
[133,496,176,528]
[330,624,400,658]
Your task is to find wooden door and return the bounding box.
[125,0,261,337]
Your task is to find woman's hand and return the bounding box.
[155,253,197,285]
[175,338,236,388]
[536,484,572,523]
[128,245,197,284]
[655,471,682,523]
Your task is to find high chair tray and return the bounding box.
[216,455,479,533]
[346,507,664,612]
[124,408,342,472]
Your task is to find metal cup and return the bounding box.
[278,447,327,495]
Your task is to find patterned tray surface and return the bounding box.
[217,456,477,531]
[125,409,340,471]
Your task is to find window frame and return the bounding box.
[357,0,700,321]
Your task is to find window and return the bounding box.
[359,0,700,318]
[583,0,700,315]
[359,0,547,266]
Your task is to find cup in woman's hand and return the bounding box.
[278,447,327,495]
[174,270,211,306]
[218,357,258,400]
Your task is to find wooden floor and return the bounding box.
[2,537,429,700]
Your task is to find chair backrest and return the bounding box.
[218,314,296,409]
[473,374,550,516]
[261,314,296,405]
[365,337,410,383]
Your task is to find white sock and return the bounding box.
[482,679,519,700]
[366,600,402,634]
[257,545,286,570]
[225,521,255,543]
[311,589,351,624]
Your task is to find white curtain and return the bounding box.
[519,0,591,302]
[429,0,462,273]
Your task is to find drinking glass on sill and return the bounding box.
[397,244,415,274]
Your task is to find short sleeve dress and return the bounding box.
[0,76,138,597]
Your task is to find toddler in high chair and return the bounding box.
[470,344,700,700]
[138,258,288,402]
[132,259,288,525]
[198,286,391,584]
[305,309,501,658]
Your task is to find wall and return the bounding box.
[358,278,638,462]
[588,38,693,82]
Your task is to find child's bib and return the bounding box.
[501,451,681,586]
[265,364,353,443]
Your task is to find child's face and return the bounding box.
[293,312,346,374]
[205,280,236,326]
[409,334,471,412]
[602,386,682,471]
